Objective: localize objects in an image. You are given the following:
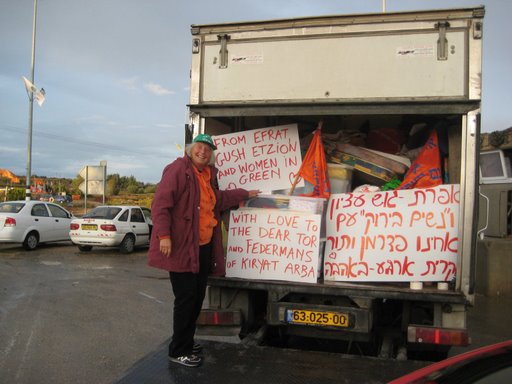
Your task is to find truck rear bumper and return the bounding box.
[207,276,468,304]
[203,277,469,347]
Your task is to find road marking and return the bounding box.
[77,264,113,270]
[138,291,164,304]
[40,261,62,266]
[0,331,20,359]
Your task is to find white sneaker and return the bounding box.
[168,354,202,367]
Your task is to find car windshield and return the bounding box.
[83,207,122,220]
[0,202,25,213]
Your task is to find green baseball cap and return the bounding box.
[192,133,217,150]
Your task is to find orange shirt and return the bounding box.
[193,166,218,245]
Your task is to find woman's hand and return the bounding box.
[248,190,261,198]
[159,238,172,257]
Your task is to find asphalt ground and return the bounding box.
[115,339,428,384]
[0,242,172,384]
[1,242,511,384]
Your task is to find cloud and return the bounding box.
[73,114,107,124]
[0,145,22,154]
[156,123,175,128]
[119,77,174,96]
[119,77,139,91]
[144,82,175,96]
[108,161,147,172]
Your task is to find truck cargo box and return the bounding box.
[188,6,484,360]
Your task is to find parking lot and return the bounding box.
[0,242,172,384]
[1,242,511,384]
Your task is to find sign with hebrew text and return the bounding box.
[324,184,460,282]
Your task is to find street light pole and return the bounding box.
[26,0,38,201]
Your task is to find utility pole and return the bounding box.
[25,0,38,201]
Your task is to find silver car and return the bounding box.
[69,205,152,253]
[0,200,74,250]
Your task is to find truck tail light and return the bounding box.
[100,224,117,231]
[70,223,79,230]
[4,217,16,226]
[196,309,241,326]
[408,326,469,346]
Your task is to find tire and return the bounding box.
[78,245,93,252]
[23,231,39,250]
[119,234,135,254]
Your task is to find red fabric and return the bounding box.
[147,156,248,276]
[366,127,406,154]
[397,130,443,190]
[297,128,331,198]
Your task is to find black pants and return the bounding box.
[168,243,212,357]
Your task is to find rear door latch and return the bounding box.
[435,21,450,61]
[217,34,230,69]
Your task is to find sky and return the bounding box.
[1,0,510,184]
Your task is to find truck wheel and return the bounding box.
[78,245,93,252]
[264,325,289,347]
[120,234,135,254]
[240,325,267,346]
[378,335,394,359]
[23,231,39,250]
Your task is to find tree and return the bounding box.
[118,175,143,194]
[144,184,156,193]
[71,175,83,195]
[6,188,25,201]
[107,174,121,196]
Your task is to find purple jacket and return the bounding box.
[147,155,248,275]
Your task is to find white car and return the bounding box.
[69,205,152,253]
[0,200,74,250]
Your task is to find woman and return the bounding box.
[148,133,258,368]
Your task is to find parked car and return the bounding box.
[37,194,53,202]
[388,339,512,383]
[0,200,74,250]
[69,205,152,253]
[55,195,72,204]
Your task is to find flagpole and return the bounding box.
[25,0,38,201]
[289,121,323,195]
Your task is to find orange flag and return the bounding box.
[397,130,443,190]
[294,126,331,198]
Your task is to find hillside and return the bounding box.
[66,194,154,216]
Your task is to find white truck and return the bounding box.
[187,6,484,360]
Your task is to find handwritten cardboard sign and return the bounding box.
[226,208,321,283]
[324,184,460,282]
[213,124,303,191]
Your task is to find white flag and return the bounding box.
[35,88,46,106]
[22,76,37,93]
[21,76,46,106]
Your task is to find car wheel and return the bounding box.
[78,245,93,252]
[120,234,135,254]
[23,231,39,250]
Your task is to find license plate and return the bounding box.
[286,309,350,328]
[81,224,98,230]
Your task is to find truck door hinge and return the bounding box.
[218,34,230,69]
[435,21,450,61]
[473,21,483,39]
[192,38,200,54]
